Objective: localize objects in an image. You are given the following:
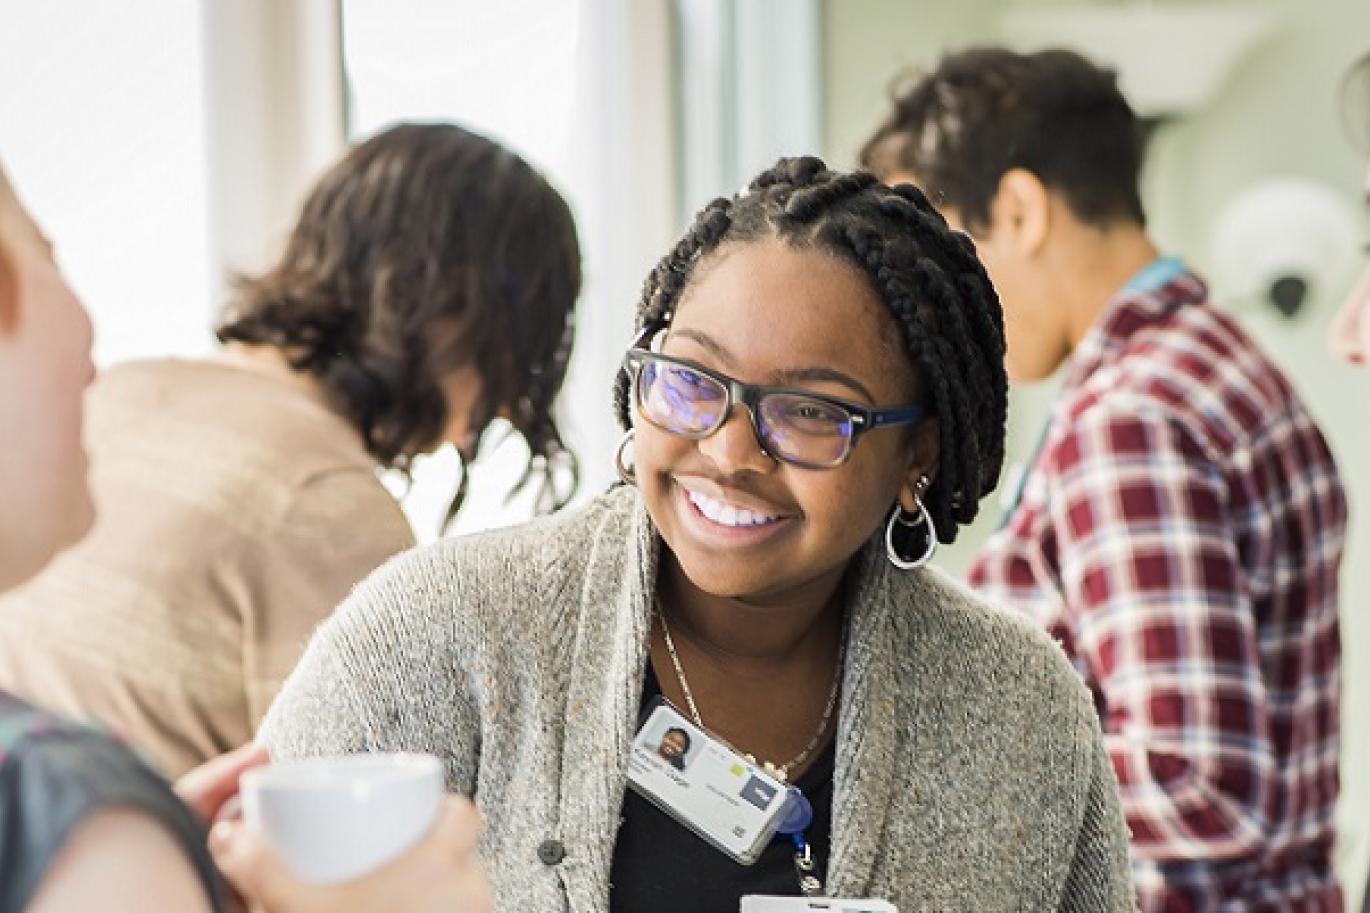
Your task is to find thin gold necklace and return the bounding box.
[655,601,844,784]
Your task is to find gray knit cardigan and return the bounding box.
[260,486,1135,911]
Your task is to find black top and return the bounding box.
[609,663,835,913]
[0,691,223,913]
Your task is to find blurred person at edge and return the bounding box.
[0,160,491,913]
[863,48,1348,911]
[1329,50,1370,913]
[1331,52,1370,369]
[0,122,581,778]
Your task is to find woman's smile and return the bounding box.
[671,477,794,540]
[672,477,796,547]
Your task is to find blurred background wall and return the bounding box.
[1,0,1365,902]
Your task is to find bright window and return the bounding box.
[0,2,214,366]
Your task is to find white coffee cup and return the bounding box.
[241,752,445,884]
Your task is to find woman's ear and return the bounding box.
[898,418,940,512]
[992,168,1051,258]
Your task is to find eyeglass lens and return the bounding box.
[637,357,854,466]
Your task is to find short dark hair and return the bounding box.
[860,47,1147,233]
[613,157,1008,546]
[664,727,691,750]
[218,123,581,521]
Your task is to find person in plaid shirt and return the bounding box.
[863,48,1348,910]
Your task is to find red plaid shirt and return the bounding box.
[968,269,1347,912]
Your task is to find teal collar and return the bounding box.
[1123,255,1186,295]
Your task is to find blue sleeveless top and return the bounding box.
[0,691,223,912]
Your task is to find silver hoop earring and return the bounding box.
[885,496,937,570]
[614,429,637,485]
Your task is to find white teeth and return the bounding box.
[686,489,779,527]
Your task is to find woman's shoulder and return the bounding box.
[92,357,377,476]
[382,485,633,590]
[261,488,642,763]
[0,693,221,912]
[322,486,639,650]
[84,358,387,536]
[271,463,414,556]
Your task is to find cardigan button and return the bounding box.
[537,839,566,865]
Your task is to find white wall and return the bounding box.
[0,0,347,364]
[0,2,216,366]
[675,0,823,218]
[202,0,347,295]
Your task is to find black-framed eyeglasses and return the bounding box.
[622,326,925,469]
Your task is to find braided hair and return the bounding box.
[612,156,1007,545]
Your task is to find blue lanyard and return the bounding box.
[789,831,821,895]
[776,787,821,895]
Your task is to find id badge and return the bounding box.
[627,701,792,864]
[740,898,898,913]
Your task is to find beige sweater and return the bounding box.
[262,486,1136,912]
[0,358,413,777]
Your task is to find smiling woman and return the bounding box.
[260,156,1135,912]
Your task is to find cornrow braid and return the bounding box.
[612,156,1008,544]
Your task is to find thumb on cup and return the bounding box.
[429,795,485,859]
[209,818,292,907]
[177,742,271,823]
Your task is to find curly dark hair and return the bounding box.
[217,123,581,523]
[612,156,1008,547]
[860,47,1147,234]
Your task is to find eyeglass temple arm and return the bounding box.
[626,321,668,351]
[866,405,926,429]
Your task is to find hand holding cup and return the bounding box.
[209,752,490,913]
